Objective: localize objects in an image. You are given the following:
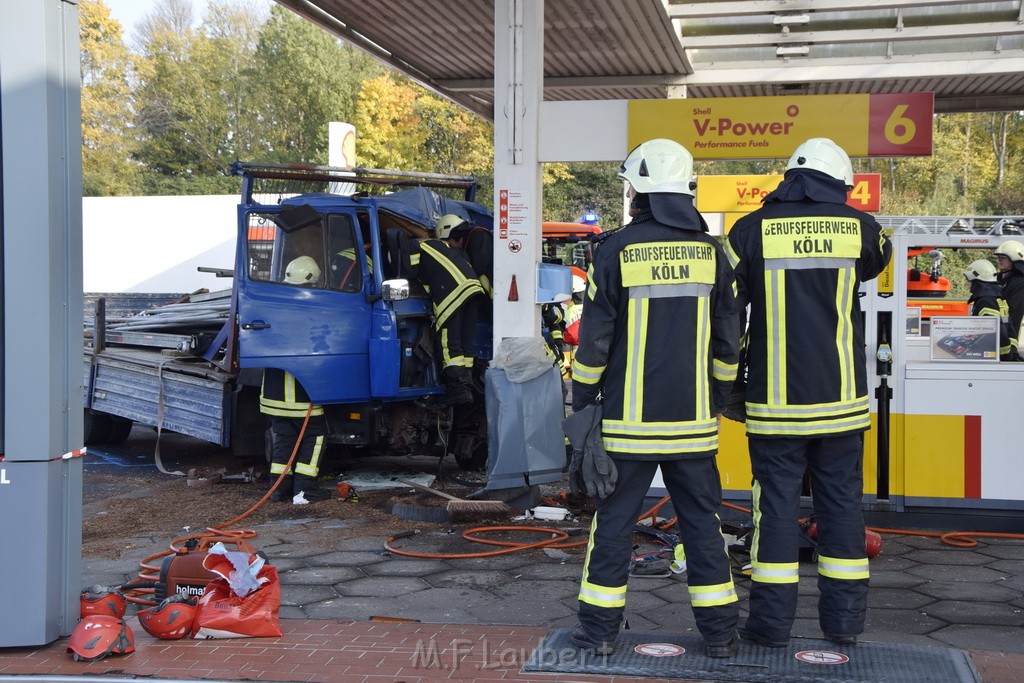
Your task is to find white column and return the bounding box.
[492,0,544,343]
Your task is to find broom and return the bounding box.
[395,478,509,521]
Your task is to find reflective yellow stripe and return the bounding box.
[624,298,648,421]
[835,267,855,402]
[696,296,710,419]
[747,412,870,436]
[724,241,740,269]
[747,396,869,418]
[818,555,870,581]
[409,252,420,266]
[435,280,484,327]
[978,307,1000,317]
[269,463,293,475]
[420,242,469,284]
[751,480,762,565]
[294,435,324,477]
[578,511,628,608]
[751,561,800,584]
[603,418,717,435]
[572,360,604,384]
[689,580,739,607]
[602,436,718,454]
[713,358,738,383]
[765,269,787,405]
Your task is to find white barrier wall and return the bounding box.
[83,195,238,293]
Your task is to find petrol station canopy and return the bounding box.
[276,0,1024,119]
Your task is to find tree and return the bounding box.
[352,74,426,170]
[253,6,382,164]
[80,0,138,195]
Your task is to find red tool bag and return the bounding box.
[155,536,261,602]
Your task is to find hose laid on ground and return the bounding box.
[384,525,588,559]
[121,406,312,605]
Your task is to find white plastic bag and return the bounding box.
[491,337,554,383]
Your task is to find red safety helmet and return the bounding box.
[80,587,127,619]
[137,595,198,640]
[67,615,135,662]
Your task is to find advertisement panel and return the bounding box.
[629,93,933,160]
[697,173,881,214]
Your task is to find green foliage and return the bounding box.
[80,0,139,196]
[542,162,624,225]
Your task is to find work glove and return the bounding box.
[562,403,617,499]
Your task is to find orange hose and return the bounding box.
[385,525,587,559]
[122,406,312,605]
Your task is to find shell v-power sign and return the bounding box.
[628,93,933,160]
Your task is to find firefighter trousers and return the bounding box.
[577,458,738,644]
[268,413,327,478]
[746,434,869,641]
[438,297,480,374]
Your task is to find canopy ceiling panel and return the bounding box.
[276,0,1024,116]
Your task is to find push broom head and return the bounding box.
[395,478,510,522]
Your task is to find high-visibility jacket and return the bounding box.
[571,212,740,460]
[409,239,484,327]
[998,263,1024,357]
[968,280,1013,359]
[259,368,324,418]
[462,228,494,298]
[726,200,892,438]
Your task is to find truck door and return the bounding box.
[237,207,373,404]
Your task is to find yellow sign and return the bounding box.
[876,229,895,295]
[698,175,783,213]
[628,93,934,159]
[761,218,862,259]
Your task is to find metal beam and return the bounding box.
[680,22,1024,50]
[438,51,1024,91]
[668,0,1000,19]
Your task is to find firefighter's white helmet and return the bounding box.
[964,259,998,283]
[995,239,1024,263]
[283,256,321,285]
[435,214,468,240]
[617,138,695,196]
[787,137,854,189]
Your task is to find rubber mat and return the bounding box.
[522,628,981,682]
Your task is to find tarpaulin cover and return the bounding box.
[483,366,566,490]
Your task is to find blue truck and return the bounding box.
[83,163,493,470]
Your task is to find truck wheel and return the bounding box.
[107,416,134,444]
[83,409,113,446]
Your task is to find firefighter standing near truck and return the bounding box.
[260,256,331,503]
[568,138,741,659]
[410,229,485,404]
[963,259,1014,360]
[994,239,1024,359]
[726,138,892,647]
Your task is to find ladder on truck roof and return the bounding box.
[876,215,1024,237]
[231,161,480,205]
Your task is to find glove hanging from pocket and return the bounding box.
[562,402,617,499]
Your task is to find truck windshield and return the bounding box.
[246,210,363,292]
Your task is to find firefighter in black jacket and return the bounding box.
[410,233,485,404]
[569,138,741,658]
[260,256,330,503]
[995,239,1024,359]
[963,259,1014,360]
[437,214,495,300]
[726,138,892,648]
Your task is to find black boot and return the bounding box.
[443,367,473,404]
[294,474,331,502]
[269,474,294,502]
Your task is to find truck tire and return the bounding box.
[107,416,134,444]
[83,409,113,446]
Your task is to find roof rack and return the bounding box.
[231,161,479,204]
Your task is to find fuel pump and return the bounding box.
[874,313,893,500]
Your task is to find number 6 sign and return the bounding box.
[868,93,933,156]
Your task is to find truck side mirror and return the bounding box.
[381,278,411,301]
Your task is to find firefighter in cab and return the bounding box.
[994,239,1024,359]
[567,138,742,659]
[260,256,331,503]
[411,223,486,404]
[726,138,892,648]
